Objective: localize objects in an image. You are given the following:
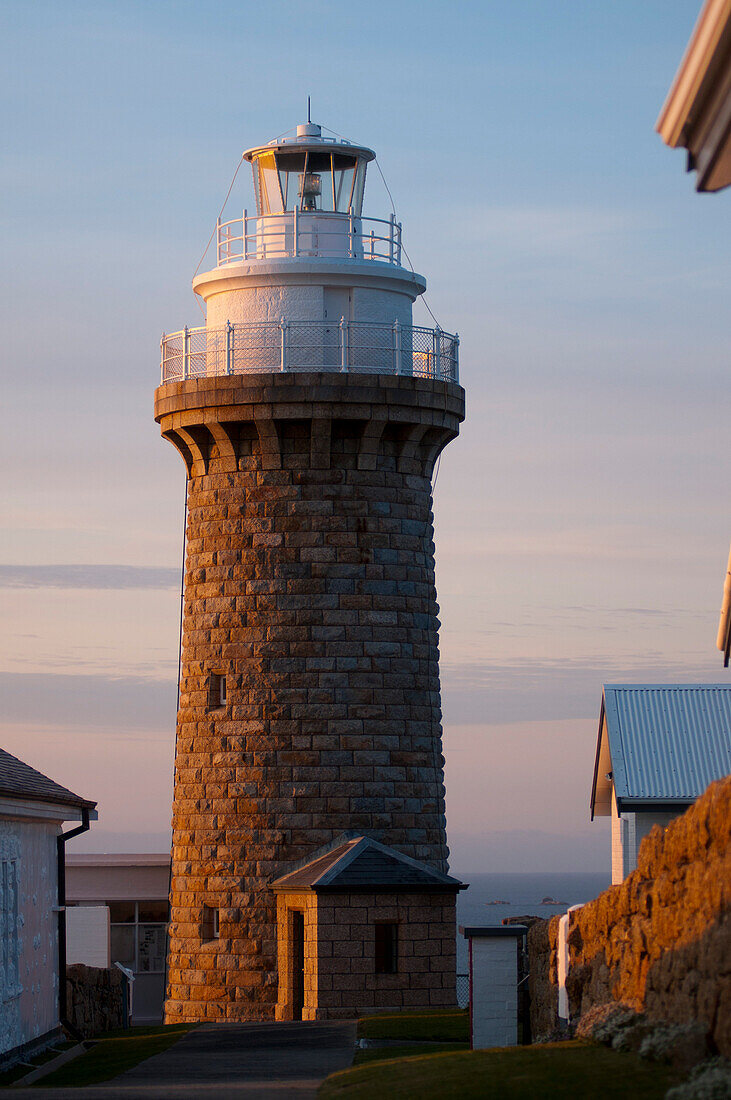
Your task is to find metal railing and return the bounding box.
[216,211,403,266]
[160,319,459,384]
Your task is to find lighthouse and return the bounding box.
[156,118,465,1023]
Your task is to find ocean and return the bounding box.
[454,871,610,976]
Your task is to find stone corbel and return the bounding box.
[206,422,238,472]
[310,418,332,470]
[161,430,195,478]
[357,419,387,470]
[396,423,429,473]
[255,418,282,471]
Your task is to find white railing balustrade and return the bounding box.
[160,320,459,384]
[216,211,402,266]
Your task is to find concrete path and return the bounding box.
[9,1021,357,1100]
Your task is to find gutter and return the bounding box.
[717,542,731,666]
[57,808,91,1038]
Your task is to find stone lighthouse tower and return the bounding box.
[156,119,465,1023]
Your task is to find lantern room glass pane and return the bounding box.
[351,160,367,217]
[334,164,355,212]
[257,152,284,214]
[253,150,366,215]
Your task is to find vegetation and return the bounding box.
[28,1025,193,1089]
[357,1010,469,1043]
[321,1040,681,1100]
[354,1043,468,1066]
[0,1042,75,1087]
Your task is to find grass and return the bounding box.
[27,1025,193,1089]
[320,1041,682,1100]
[357,1010,469,1043]
[0,1042,75,1087]
[354,1043,469,1065]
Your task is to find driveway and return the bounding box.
[10,1020,357,1100]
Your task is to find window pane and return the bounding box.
[137,925,167,973]
[258,152,284,214]
[111,925,135,968]
[334,162,355,212]
[351,162,367,216]
[108,902,135,923]
[138,900,169,923]
[375,922,398,974]
[274,150,306,212]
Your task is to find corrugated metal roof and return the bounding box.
[603,684,731,805]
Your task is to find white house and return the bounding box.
[0,748,96,1069]
[591,684,731,884]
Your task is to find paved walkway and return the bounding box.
[10,1021,356,1100]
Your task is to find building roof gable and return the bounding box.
[0,747,96,811]
[591,684,731,816]
[271,835,464,892]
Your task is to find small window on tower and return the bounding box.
[202,905,219,943]
[375,921,398,974]
[208,672,227,711]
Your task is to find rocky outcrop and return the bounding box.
[528,777,731,1055]
[66,964,126,1038]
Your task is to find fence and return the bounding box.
[160,320,459,384]
[216,211,402,266]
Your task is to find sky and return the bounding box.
[1,0,729,874]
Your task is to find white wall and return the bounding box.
[611,790,680,883]
[0,818,60,1059]
[469,935,519,1049]
[66,860,170,902]
[66,906,110,969]
[610,788,626,885]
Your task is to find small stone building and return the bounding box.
[591,684,731,883]
[271,835,464,1020]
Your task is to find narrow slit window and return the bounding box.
[202,905,219,943]
[375,921,398,974]
[208,672,227,710]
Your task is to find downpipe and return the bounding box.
[57,808,90,1040]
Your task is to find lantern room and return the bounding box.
[244,122,375,217]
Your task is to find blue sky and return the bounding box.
[1,0,728,872]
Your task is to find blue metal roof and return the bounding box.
[602,684,731,807]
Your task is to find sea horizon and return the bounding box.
[454,870,611,978]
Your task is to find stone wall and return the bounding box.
[527,914,560,1039]
[275,889,456,1020]
[156,373,465,1022]
[66,964,126,1038]
[527,777,731,1055]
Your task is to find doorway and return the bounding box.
[292,910,305,1021]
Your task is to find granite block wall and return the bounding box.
[275,890,457,1020]
[528,777,731,1055]
[156,373,464,1022]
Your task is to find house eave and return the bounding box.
[656,0,731,191]
[615,797,695,814]
[0,796,98,824]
